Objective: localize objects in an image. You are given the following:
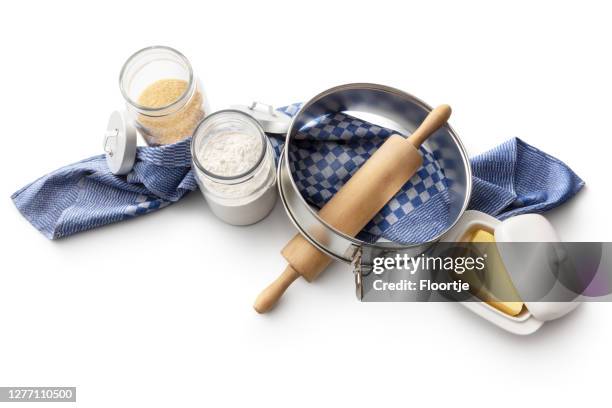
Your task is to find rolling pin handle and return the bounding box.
[407,104,452,148]
[253,265,300,314]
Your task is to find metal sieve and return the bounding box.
[277,83,472,264]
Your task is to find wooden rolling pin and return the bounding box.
[254,105,452,313]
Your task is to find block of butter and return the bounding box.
[468,229,524,316]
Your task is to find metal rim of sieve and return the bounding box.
[277,83,473,263]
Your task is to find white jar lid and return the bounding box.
[104,110,136,175]
[230,102,292,135]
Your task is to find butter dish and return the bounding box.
[441,210,580,335]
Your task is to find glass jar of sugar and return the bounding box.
[191,110,278,225]
[119,45,209,146]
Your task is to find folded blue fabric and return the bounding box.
[12,141,196,239]
[12,106,584,241]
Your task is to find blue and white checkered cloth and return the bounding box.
[279,107,450,243]
[12,104,584,241]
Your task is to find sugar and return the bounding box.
[137,78,204,145]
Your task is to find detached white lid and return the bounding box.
[230,102,291,135]
[494,214,580,322]
[104,111,136,175]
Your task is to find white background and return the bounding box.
[1,1,611,407]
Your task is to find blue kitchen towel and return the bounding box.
[11,140,197,239]
[271,105,584,243]
[12,105,584,240]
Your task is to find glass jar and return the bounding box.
[191,110,278,225]
[119,45,209,146]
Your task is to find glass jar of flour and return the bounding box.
[119,45,209,146]
[191,110,277,225]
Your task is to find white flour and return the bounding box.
[199,132,262,177]
[193,130,277,225]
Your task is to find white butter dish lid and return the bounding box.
[494,213,581,322]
